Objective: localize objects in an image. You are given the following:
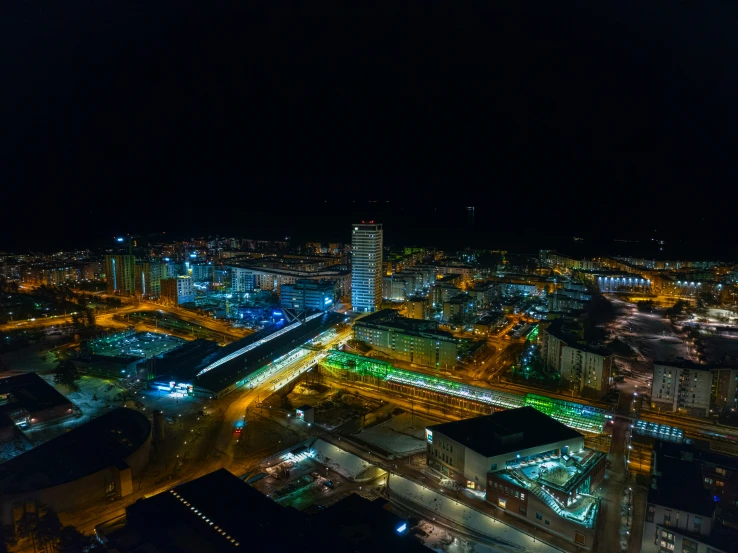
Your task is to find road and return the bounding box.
[57,327,351,536]
[212,329,352,463]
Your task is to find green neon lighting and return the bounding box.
[322,351,607,434]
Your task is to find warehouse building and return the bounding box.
[0,408,151,525]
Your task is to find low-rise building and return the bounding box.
[280,279,337,311]
[442,293,476,324]
[353,309,463,370]
[426,407,605,550]
[472,313,506,336]
[0,372,75,429]
[0,408,151,525]
[160,276,195,305]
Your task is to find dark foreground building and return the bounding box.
[0,408,151,526]
[96,468,427,553]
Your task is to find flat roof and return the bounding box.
[0,408,150,494]
[108,469,423,553]
[427,406,582,458]
[125,468,302,552]
[544,319,611,356]
[195,312,342,393]
[649,443,715,517]
[0,372,73,413]
[151,338,222,381]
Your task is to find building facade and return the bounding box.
[539,320,612,393]
[711,367,738,410]
[353,309,461,370]
[651,362,713,417]
[351,223,383,312]
[641,442,733,553]
[405,296,430,320]
[280,279,337,311]
[135,261,163,299]
[426,408,605,551]
[105,255,136,296]
[160,276,195,305]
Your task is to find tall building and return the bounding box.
[135,261,163,299]
[351,222,383,312]
[105,255,136,296]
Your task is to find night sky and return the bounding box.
[2,1,736,257]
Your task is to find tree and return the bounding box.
[636,300,655,313]
[666,300,689,317]
[608,338,636,359]
[54,359,80,390]
[85,308,96,329]
[37,508,63,552]
[57,526,90,553]
[16,511,39,553]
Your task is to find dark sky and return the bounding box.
[2,1,736,258]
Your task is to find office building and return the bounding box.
[230,266,256,294]
[280,279,337,311]
[351,222,383,312]
[426,407,606,550]
[539,319,612,393]
[161,276,195,305]
[641,441,734,553]
[651,361,713,417]
[105,254,136,296]
[353,309,463,370]
[135,261,163,299]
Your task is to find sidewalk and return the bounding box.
[628,483,648,553]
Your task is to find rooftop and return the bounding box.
[150,338,222,382]
[649,441,715,517]
[0,408,150,494]
[195,312,343,393]
[102,469,425,553]
[356,309,456,339]
[427,406,582,458]
[544,319,611,357]
[0,372,73,413]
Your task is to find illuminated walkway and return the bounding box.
[321,351,610,434]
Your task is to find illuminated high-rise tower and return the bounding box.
[104,254,136,296]
[351,222,383,312]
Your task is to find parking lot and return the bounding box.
[90,331,185,359]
